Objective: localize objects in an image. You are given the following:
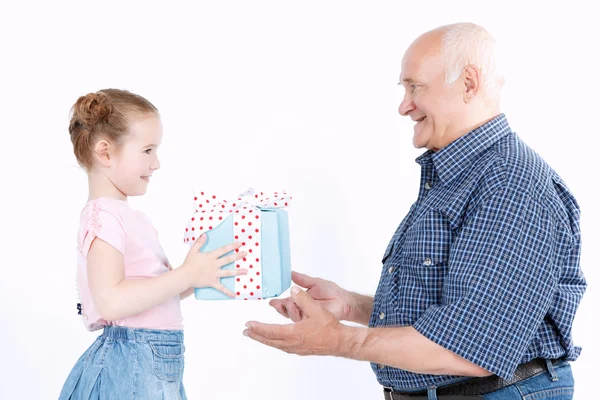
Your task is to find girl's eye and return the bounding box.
[144,149,152,154]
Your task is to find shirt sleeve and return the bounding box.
[79,203,126,258]
[412,187,556,379]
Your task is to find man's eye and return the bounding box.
[411,84,418,91]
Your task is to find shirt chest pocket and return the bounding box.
[393,210,453,319]
[402,210,452,261]
[381,203,418,264]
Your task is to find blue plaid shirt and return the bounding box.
[369,114,586,390]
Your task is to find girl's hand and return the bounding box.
[181,234,248,297]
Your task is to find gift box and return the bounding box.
[183,188,292,300]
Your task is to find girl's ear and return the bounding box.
[93,139,112,168]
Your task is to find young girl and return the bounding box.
[59,89,248,399]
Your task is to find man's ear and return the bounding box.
[463,65,481,103]
[93,139,112,168]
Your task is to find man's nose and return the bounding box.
[398,94,415,116]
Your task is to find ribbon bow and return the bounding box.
[183,188,291,243]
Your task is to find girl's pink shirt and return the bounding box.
[76,197,183,331]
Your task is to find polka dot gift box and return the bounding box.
[183,188,292,300]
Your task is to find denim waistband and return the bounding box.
[101,326,184,343]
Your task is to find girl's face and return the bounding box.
[107,115,163,198]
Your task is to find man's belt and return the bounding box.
[383,358,560,399]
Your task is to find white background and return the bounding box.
[1,1,598,399]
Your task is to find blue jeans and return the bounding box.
[59,326,187,400]
[482,360,574,399]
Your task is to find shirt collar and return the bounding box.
[415,113,512,184]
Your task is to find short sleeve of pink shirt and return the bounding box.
[76,198,183,332]
[79,202,126,258]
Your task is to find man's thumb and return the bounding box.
[292,271,317,289]
[290,286,318,317]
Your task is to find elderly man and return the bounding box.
[244,23,586,400]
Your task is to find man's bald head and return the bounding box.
[398,23,504,151]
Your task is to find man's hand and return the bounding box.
[245,286,492,377]
[269,271,353,322]
[244,286,349,356]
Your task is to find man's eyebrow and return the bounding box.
[398,78,416,85]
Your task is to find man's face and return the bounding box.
[398,35,465,151]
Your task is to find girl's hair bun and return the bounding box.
[74,92,112,126]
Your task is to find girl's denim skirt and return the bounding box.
[59,326,187,400]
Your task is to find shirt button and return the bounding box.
[425,182,432,190]
[379,312,385,320]
[378,364,385,369]
[423,258,432,266]
[388,266,394,274]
